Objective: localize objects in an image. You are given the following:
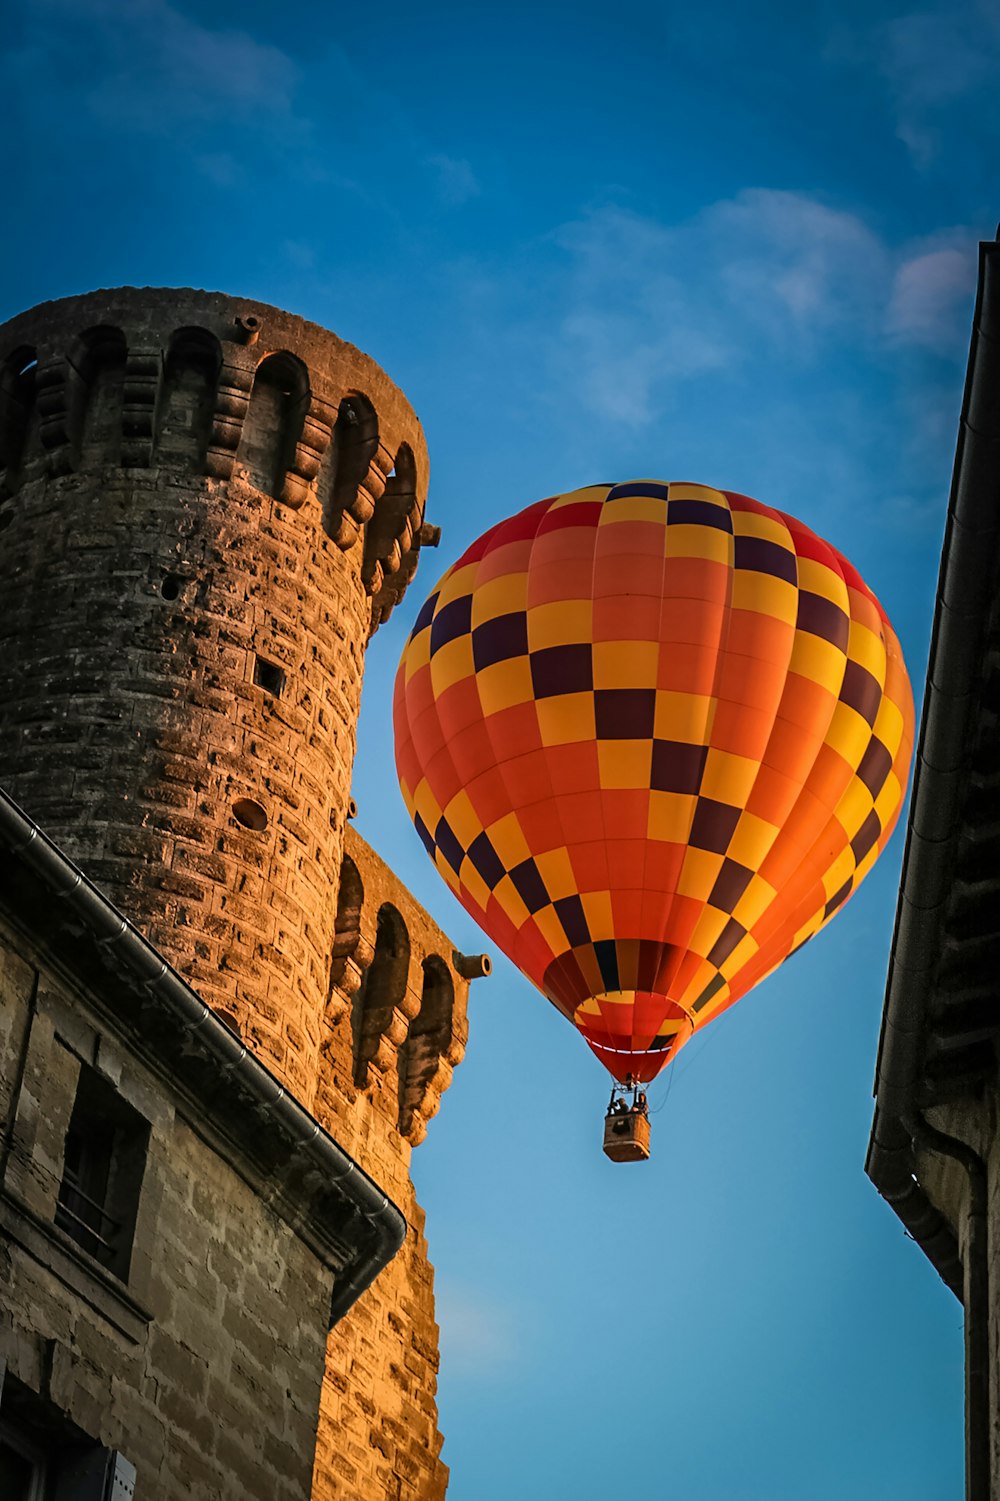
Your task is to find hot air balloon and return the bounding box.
[393,482,913,1160]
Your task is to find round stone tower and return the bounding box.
[0,287,432,1105]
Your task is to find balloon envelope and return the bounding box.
[394,482,914,1082]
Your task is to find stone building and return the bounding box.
[0,787,405,1498]
[0,287,488,1498]
[868,229,1000,1501]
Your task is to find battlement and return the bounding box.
[0,287,445,1102]
[325,825,478,1148]
[0,288,433,628]
[0,286,470,1501]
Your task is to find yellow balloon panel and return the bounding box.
[394,482,914,1082]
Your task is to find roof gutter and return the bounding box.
[904,1112,989,1500]
[866,233,1000,1294]
[0,786,406,1326]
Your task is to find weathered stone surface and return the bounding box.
[311,829,472,1500]
[0,288,430,1105]
[0,924,332,1500]
[0,288,475,1501]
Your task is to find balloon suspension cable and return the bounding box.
[605,1075,650,1119]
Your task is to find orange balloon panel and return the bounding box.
[394,482,914,1083]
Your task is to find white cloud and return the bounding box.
[435,1285,524,1376]
[889,244,975,352]
[882,9,994,108]
[707,190,889,331]
[548,204,730,427]
[4,0,484,218]
[540,190,968,430]
[24,0,299,127]
[425,154,481,206]
[836,5,1000,165]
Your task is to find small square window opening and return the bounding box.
[254,655,286,698]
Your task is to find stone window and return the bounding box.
[0,1419,45,1501]
[55,1064,149,1283]
[0,1373,135,1499]
[253,654,286,698]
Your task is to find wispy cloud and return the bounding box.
[540,191,971,430]
[831,4,1000,166]
[425,154,481,206]
[11,0,298,127]
[4,0,488,211]
[706,190,889,333]
[548,207,728,425]
[889,241,975,352]
[435,1285,526,1377]
[883,7,998,162]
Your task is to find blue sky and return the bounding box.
[4,0,996,1494]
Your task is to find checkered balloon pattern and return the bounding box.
[394,482,914,1083]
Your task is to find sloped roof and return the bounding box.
[0,785,406,1323]
[867,233,1000,1296]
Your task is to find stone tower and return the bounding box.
[0,288,476,1499]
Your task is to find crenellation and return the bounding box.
[33,352,74,470]
[284,390,337,510]
[76,324,127,469]
[0,346,35,495]
[206,354,254,479]
[155,328,221,469]
[0,285,478,1501]
[0,291,432,604]
[122,346,161,466]
[237,350,310,498]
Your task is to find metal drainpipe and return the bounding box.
[904,1113,990,1501]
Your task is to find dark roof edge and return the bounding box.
[867,234,1000,1295]
[0,786,406,1326]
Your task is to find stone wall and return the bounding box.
[0,288,483,1501]
[0,288,430,1107]
[311,828,477,1501]
[0,922,334,1500]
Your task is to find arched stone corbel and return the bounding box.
[351,903,412,1089]
[365,445,427,629]
[206,356,254,479]
[0,348,36,498]
[329,510,361,552]
[281,391,336,509]
[327,854,373,1022]
[406,1056,459,1147]
[121,346,161,467]
[34,355,77,474]
[353,441,393,526]
[318,394,389,551]
[329,931,375,1022]
[364,1004,413,1082]
[397,955,468,1142]
[370,539,419,633]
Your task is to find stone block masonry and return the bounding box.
[0,925,334,1501]
[312,828,475,1501]
[0,288,431,1106]
[0,288,484,1500]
